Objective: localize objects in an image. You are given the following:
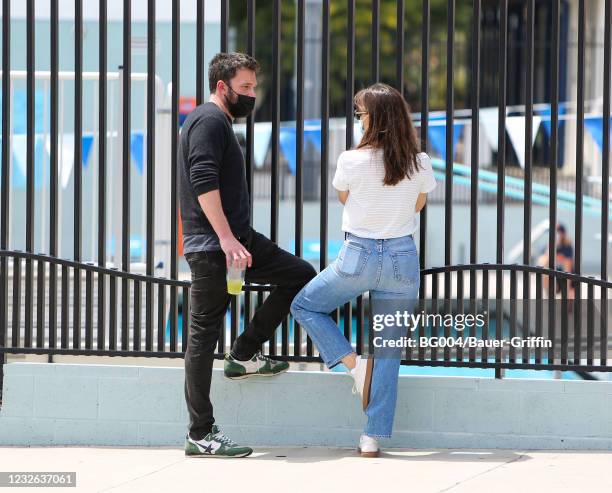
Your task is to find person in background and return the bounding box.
[537,223,576,303]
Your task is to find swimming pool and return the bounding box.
[167,309,585,380]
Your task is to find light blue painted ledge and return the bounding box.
[1,362,612,449]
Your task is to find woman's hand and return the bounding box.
[337,190,349,205]
[415,192,427,212]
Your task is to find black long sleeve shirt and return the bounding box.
[178,101,251,252]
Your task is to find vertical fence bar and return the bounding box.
[469,0,480,268]
[85,268,93,349]
[318,0,331,357]
[157,282,165,352]
[36,260,45,347]
[371,0,379,83]
[121,276,128,349]
[244,290,252,349]
[24,0,35,348]
[601,0,610,365]
[560,277,568,364]
[548,0,560,363]
[49,0,59,350]
[396,0,404,94]
[356,293,364,355]
[344,299,352,343]
[320,0,329,270]
[133,279,140,350]
[271,0,280,244]
[522,272,530,363]
[97,0,107,350]
[419,285,426,360]
[548,271,556,364]
[419,0,430,299]
[573,0,585,365]
[109,269,117,350]
[587,282,594,365]
[469,0,480,362]
[146,0,156,352]
[196,0,205,105]
[220,0,228,53]
[246,0,255,218]
[296,2,312,355]
[535,271,542,363]
[522,0,534,362]
[281,301,289,356]
[444,0,454,323]
[495,0,508,379]
[11,258,21,347]
[430,272,438,361]
[121,0,131,350]
[61,265,68,348]
[343,0,355,352]
[455,269,464,361]
[1,0,11,374]
[481,266,489,363]
[72,0,83,350]
[523,0,534,218]
[230,295,240,353]
[221,291,230,351]
[170,0,180,352]
[269,317,278,357]
[344,0,355,149]
[72,269,80,349]
[182,285,189,352]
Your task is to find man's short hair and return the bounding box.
[208,52,260,93]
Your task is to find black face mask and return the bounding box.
[224,83,256,118]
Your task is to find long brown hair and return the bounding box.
[354,83,421,186]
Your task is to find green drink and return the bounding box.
[227,279,244,295]
[227,262,246,295]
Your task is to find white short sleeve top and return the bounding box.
[332,148,437,238]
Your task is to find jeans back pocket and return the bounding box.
[390,250,419,285]
[334,241,370,278]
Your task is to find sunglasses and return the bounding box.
[354,109,368,120]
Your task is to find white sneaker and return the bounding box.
[358,434,379,457]
[350,355,374,410]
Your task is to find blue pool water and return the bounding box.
[166,310,582,380]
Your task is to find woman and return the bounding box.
[290,83,437,457]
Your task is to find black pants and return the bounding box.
[183,227,317,440]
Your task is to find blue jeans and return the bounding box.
[290,232,420,438]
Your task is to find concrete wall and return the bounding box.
[1,362,612,449]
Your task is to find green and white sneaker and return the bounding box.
[224,351,290,380]
[185,425,252,458]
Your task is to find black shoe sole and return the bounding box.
[185,450,253,458]
[224,366,289,380]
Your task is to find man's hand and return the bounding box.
[196,190,253,269]
[220,235,253,269]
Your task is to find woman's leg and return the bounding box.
[364,234,420,438]
[290,263,370,370]
[363,292,417,438]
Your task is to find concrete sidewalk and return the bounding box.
[0,446,610,493]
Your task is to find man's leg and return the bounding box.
[184,251,230,440]
[230,229,317,360]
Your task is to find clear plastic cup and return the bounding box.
[226,262,246,295]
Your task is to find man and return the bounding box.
[180,52,316,458]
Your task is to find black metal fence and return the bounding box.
[1,0,611,395]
